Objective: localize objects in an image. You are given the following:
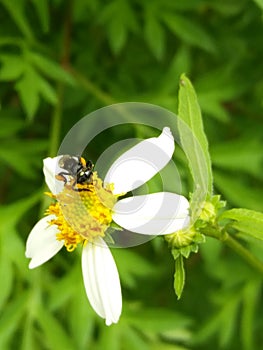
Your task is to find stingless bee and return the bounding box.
[56,155,94,191]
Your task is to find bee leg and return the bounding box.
[56,172,69,184]
[86,160,94,170]
[72,180,92,192]
[76,188,92,192]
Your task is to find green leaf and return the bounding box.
[68,285,94,349]
[177,74,213,212]
[0,292,28,348]
[98,324,121,350]
[122,325,149,350]
[162,13,216,53]
[0,116,24,137]
[99,1,138,54]
[0,255,13,311]
[0,193,41,230]
[30,0,49,32]
[209,1,245,15]
[174,255,185,300]
[161,0,204,11]
[218,296,240,347]
[127,307,192,334]
[252,0,263,10]
[15,66,40,119]
[193,64,247,123]
[37,76,57,104]
[197,95,230,122]
[0,139,47,178]
[6,228,29,276]
[48,265,79,310]
[193,294,241,347]
[0,54,25,80]
[241,280,261,350]
[37,305,75,350]
[159,46,191,94]
[1,0,33,39]
[73,0,98,22]
[111,249,154,289]
[152,343,190,350]
[29,52,75,85]
[211,138,263,179]
[15,63,59,119]
[21,318,36,350]
[108,16,127,54]
[219,208,263,241]
[0,36,24,47]
[144,14,165,60]
[214,170,263,211]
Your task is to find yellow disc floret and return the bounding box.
[46,172,117,252]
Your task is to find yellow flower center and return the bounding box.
[46,172,117,252]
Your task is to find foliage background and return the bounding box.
[0,0,263,349]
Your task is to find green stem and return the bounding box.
[49,0,72,156]
[224,235,263,275]
[204,227,263,275]
[48,83,64,156]
[67,69,142,124]
[39,84,64,215]
[40,5,71,214]
[69,67,116,105]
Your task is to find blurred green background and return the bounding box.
[0,0,263,349]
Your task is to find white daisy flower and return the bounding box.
[25,127,190,325]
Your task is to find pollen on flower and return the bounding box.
[46,172,117,252]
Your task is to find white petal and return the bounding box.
[112,192,190,235]
[104,127,175,195]
[81,237,122,326]
[25,215,64,269]
[43,156,65,194]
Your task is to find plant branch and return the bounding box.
[68,66,116,105]
[48,1,73,156]
[204,227,263,275]
[48,84,64,157]
[40,3,72,214]
[224,234,263,275]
